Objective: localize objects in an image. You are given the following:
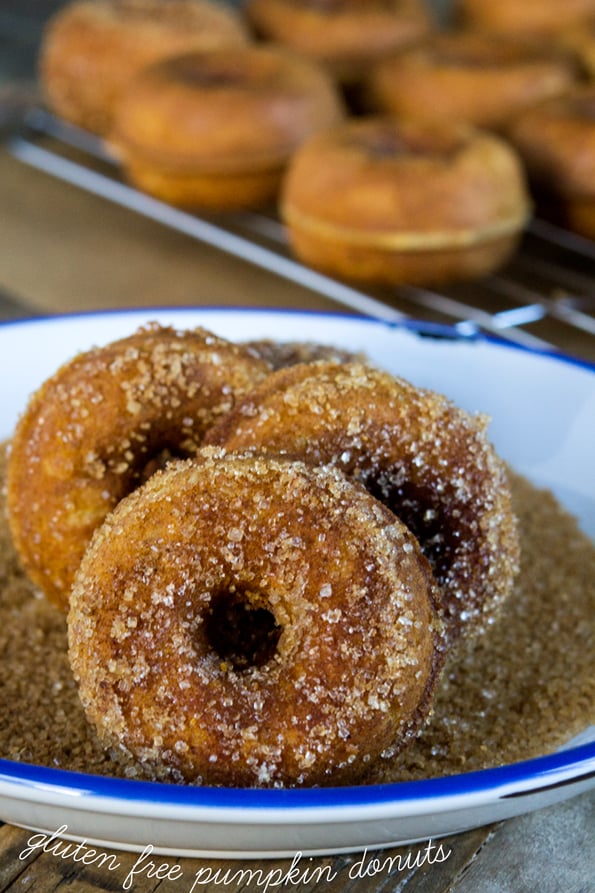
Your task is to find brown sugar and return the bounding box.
[0,443,594,785]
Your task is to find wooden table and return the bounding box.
[1,143,594,893]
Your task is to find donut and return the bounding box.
[38,0,249,136]
[110,45,345,211]
[204,362,520,642]
[455,0,595,38]
[366,32,578,132]
[6,324,269,611]
[280,116,531,287]
[507,85,595,240]
[68,449,444,787]
[245,0,435,84]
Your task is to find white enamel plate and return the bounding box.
[0,308,594,858]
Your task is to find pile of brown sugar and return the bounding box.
[0,443,594,785]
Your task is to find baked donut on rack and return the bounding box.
[111,44,345,211]
[204,362,520,642]
[366,32,578,132]
[280,116,531,286]
[68,449,444,787]
[39,0,249,136]
[6,324,269,611]
[245,0,435,84]
[507,85,595,240]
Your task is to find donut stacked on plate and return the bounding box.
[6,323,519,787]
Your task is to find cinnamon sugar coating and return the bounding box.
[6,324,269,611]
[1,448,593,785]
[68,450,444,787]
[205,362,520,642]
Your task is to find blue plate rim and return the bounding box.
[2,304,595,376]
[1,739,594,814]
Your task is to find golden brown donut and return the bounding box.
[204,362,520,643]
[39,0,249,136]
[507,85,595,240]
[455,0,595,37]
[68,449,444,787]
[6,324,269,612]
[366,32,578,131]
[280,116,531,287]
[245,0,435,83]
[110,45,345,211]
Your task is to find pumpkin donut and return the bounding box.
[366,32,578,132]
[68,449,444,787]
[205,362,520,643]
[280,116,531,287]
[111,44,345,211]
[6,324,269,611]
[245,0,435,84]
[39,0,249,136]
[507,85,595,240]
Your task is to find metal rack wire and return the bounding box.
[7,108,595,360]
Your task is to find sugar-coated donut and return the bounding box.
[507,85,595,240]
[205,362,520,642]
[6,324,269,611]
[280,116,531,287]
[111,45,345,211]
[366,32,578,131]
[68,449,443,787]
[39,0,249,136]
[245,0,434,83]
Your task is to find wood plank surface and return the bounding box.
[0,151,339,318]
[0,823,493,893]
[2,799,593,893]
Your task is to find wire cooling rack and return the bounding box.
[6,107,595,361]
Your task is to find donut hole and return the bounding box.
[365,474,455,582]
[205,589,282,671]
[163,54,250,88]
[138,446,190,485]
[354,121,465,160]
